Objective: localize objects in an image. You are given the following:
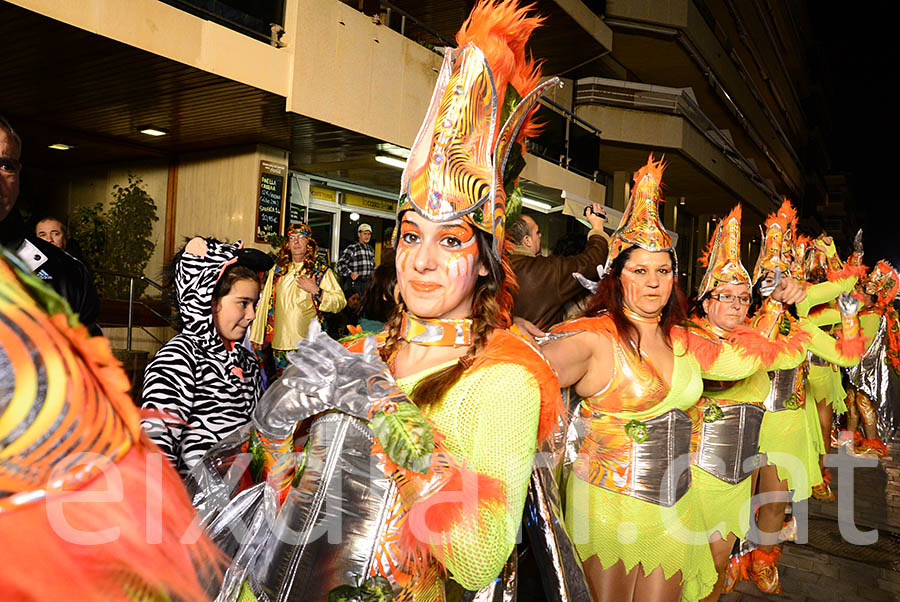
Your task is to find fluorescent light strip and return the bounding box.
[48,143,74,151]
[139,128,168,137]
[375,154,407,169]
[522,198,552,211]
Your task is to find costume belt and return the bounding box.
[695,403,764,484]
[579,408,692,507]
[764,368,803,412]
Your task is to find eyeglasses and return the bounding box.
[709,293,751,305]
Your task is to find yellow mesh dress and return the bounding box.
[393,360,541,593]
[554,316,718,602]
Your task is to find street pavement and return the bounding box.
[723,439,900,601]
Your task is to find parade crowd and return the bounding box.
[1,1,898,601]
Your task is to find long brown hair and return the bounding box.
[276,225,319,274]
[584,246,687,354]
[379,227,517,408]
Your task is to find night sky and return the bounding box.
[808,6,900,267]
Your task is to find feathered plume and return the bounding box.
[631,154,667,200]
[456,0,545,140]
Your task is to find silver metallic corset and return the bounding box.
[847,314,899,441]
[695,404,764,484]
[603,409,693,507]
[764,368,801,412]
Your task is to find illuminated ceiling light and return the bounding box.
[375,154,407,169]
[376,143,410,159]
[522,197,552,211]
[48,143,74,151]
[138,126,168,137]
[349,212,360,221]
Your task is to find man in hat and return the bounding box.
[336,222,375,296]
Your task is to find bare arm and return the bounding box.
[541,330,614,396]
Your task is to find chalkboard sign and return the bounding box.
[255,161,286,243]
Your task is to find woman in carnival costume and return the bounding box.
[190,2,566,600]
[792,217,866,501]
[0,248,220,601]
[540,156,770,601]
[843,260,900,455]
[728,204,865,594]
[249,222,346,377]
[680,204,807,601]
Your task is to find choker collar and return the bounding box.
[400,313,473,347]
[623,306,661,324]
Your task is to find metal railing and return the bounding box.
[96,271,177,351]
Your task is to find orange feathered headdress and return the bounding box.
[752,205,791,284]
[865,260,900,307]
[697,204,751,298]
[604,154,674,273]
[0,251,219,601]
[398,0,561,258]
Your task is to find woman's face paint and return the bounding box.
[619,249,674,318]
[395,213,487,320]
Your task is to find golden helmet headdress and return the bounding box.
[604,155,674,274]
[398,0,561,259]
[865,260,900,307]
[777,198,798,267]
[792,233,812,280]
[751,207,791,284]
[697,204,751,298]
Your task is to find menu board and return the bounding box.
[255,161,286,243]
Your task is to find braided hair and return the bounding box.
[379,228,517,408]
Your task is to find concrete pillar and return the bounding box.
[611,170,630,211]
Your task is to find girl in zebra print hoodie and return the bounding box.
[141,237,269,478]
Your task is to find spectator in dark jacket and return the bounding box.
[507,204,609,329]
[1,116,100,334]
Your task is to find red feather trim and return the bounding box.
[835,331,866,359]
[671,324,722,371]
[397,457,506,574]
[456,0,545,141]
[727,320,810,366]
[0,442,222,602]
[826,264,867,282]
[470,329,563,444]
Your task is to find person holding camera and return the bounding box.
[507,202,609,329]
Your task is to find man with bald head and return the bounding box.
[1,116,100,333]
[507,203,609,329]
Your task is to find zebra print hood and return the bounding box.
[175,237,242,349]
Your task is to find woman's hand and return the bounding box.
[296,275,320,295]
[771,276,806,305]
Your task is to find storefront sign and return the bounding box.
[344,192,396,213]
[255,161,287,243]
[310,186,337,203]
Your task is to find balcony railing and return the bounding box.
[575,77,782,205]
[159,0,286,45]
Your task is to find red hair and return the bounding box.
[584,247,687,353]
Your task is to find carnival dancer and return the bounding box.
[0,248,220,601]
[249,223,346,377]
[540,157,771,601]
[189,2,566,600]
[796,228,866,500]
[844,260,900,455]
[734,208,866,594]
[682,204,807,601]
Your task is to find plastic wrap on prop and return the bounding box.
[846,314,900,441]
[522,387,591,601]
